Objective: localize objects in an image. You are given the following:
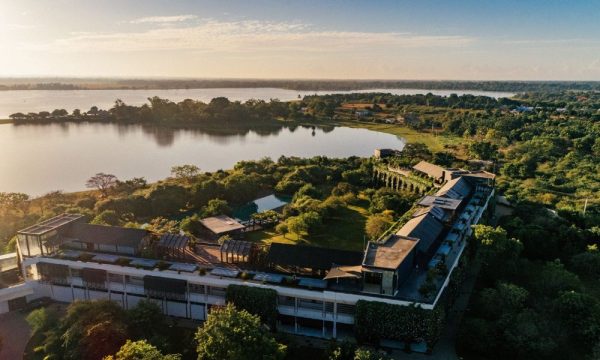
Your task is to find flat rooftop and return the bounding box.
[200,215,245,235]
[18,213,84,235]
[363,235,419,270]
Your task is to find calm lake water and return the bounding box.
[0,87,514,118]
[0,123,406,195]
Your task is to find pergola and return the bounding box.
[220,239,254,264]
[157,233,190,259]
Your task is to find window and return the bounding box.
[126,276,143,286]
[189,283,205,294]
[109,273,124,283]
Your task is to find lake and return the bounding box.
[0,87,515,118]
[0,123,406,195]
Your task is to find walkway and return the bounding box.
[0,311,32,360]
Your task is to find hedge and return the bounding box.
[226,285,278,328]
[354,300,445,351]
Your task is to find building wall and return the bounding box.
[0,300,9,314]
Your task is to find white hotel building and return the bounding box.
[0,162,494,340]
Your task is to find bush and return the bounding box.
[76,197,96,209]
[354,300,444,350]
[226,285,278,328]
[570,251,600,278]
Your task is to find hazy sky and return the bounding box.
[1,0,599,80]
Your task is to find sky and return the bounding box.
[0,0,599,80]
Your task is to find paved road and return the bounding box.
[0,311,32,360]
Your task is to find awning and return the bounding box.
[323,265,362,280]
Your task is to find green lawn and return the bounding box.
[246,202,370,251]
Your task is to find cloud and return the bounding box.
[130,15,198,24]
[30,19,475,54]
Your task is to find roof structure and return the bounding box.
[267,243,363,271]
[396,213,444,253]
[157,233,189,252]
[362,235,420,270]
[412,161,446,180]
[60,223,148,248]
[435,177,472,199]
[412,206,448,222]
[199,215,245,235]
[324,265,363,280]
[220,239,253,259]
[18,213,84,235]
[418,196,463,211]
[462,170,496,180]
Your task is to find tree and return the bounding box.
[0,192,30,215]
[105,340,181,360]
[534,260,582,297]
[86,173,118,197]
[553,291,600,348]
[146,184,189,216]
[275,223,288,238]
[171,165,200,182]
[365,214,392,240]
[353,348,389,360]
[91,210,121,226]
[201,199,230,217]
[287,211,321,238]
[195,304,286,360]
[469,141,498,160]
[26,307,60,333]
[39,300,130,360]
[570,251,600,278]
[127,300,170,349]
[473,225,523,284]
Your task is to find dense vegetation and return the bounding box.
[26,300,288,360]
[225,285,278,328]
[0,154,425,254]
[26,300,192,360]
[4,89,600,358]
[354,301,444,352]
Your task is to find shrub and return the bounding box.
[226,285,278,328]
[354,300,444,351]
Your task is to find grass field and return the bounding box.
[246,200,370,251]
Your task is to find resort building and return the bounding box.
[0,161,494,342]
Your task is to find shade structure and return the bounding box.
[157,233,189,259]
[220,239,254,264]
[323,265,363,280]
